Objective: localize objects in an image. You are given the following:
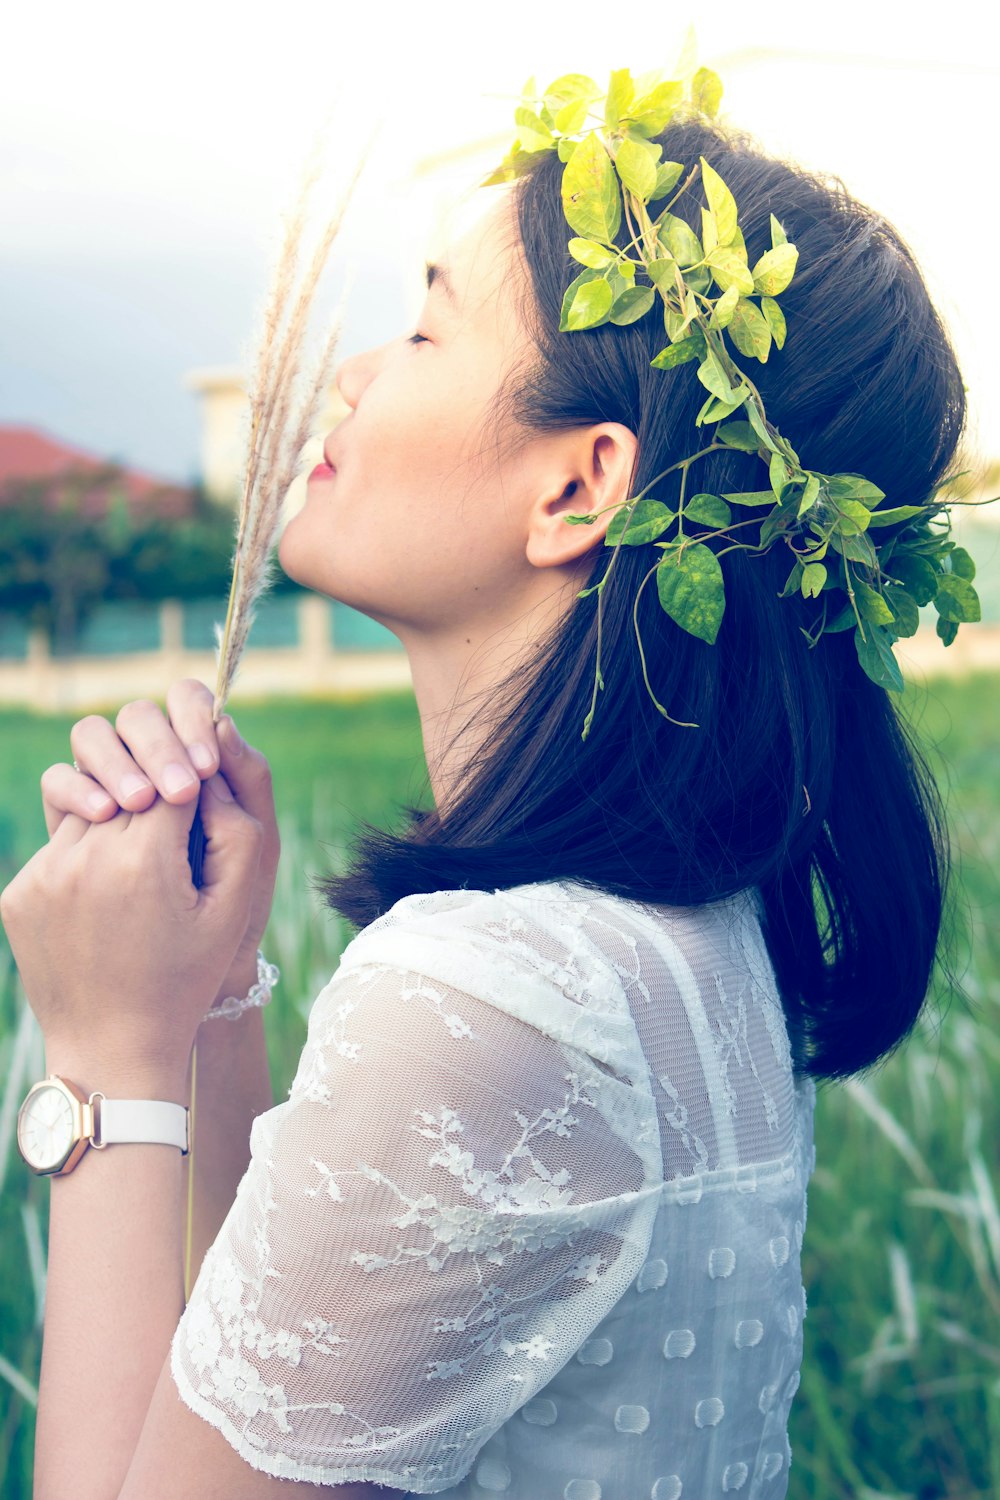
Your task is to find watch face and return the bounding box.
[18,1083,76,1172]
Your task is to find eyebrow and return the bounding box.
[425,260,457,303]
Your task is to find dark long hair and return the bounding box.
[316,115,969,1083]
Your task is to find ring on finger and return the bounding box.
[73,759,81,772]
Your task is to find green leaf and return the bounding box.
[656,540,726,643]
[514,105,554,153]
[481,146,540,186]
[604,68,634,130]
[684,493,732,527]
[648,257,678,294]
[728,297,772,361]
[606,498,676,546]
[801,562,827,598]
[701,207,719,257]
[557,138,578,164]
[781,560,804,597]
[615,137,658,201]
[751,244,799,296]
[544,73,600,107]
[650,160,684,200]
[696,389,749,426]
[824,603,858,634]
[697,348,734,402]
[720,490,776,507]
[834,500,873,535]
[887,553,937,605]
[854,624,905,692]
[699,157,738,246]
[629,81,684,136]
[691,67,723,118]
[610,285,655,324]
[554,98,590,134]
[567,238,615,269]
[948,545,976,579]
[745,401,778,454]
[866,505,925,528]
[797,474,821,518]
[716,420,758,452]
[559,270,614,331]
[651,331,705,369]
[659,213,703,266]
[936,615,959,645]
[854,578,896,625]
[827,475,886,506]
[561,133,622,242]
[934,574,981,622]
[712,283,739,329]
[760,296,787,349]
[769,452,790,498]
[706,247,755,296]
[770,213,788,248]
[884,585,920,637]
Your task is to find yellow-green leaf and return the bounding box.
[751,243,799,296]
[658,213,703,267]
[561,133,622,242]
[801,562,827,598]
[684,493,732,527]
[651,160,684,200]
[706,247,754,296]
[610,285,655,324]
[560,274,614,331]
[760,297,787,349]
[770,213,788,248]
[691,67,723,119]
[568,238,615,269]
[728,297,772,361]
[699,157,738,246]
[629,80,684,136]
[713,283,739,328]
[701,207,718,256]
[605,68,634,130]
[616,137,658,201]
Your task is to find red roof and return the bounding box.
[0,424,195,517]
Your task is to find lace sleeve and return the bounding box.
[169,932,664,1493]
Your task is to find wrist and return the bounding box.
[41,1051,189,1103]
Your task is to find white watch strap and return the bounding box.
[98,1098,189,1154]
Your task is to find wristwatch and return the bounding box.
[16,1074,189,1177]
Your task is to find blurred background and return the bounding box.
[1,4,998,1495]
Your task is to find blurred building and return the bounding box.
[0,424,196,519]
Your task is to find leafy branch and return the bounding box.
[483,66,996,738]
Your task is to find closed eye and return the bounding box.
[407,331,429,345]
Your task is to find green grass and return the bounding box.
[0,677,998,1497]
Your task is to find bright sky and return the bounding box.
[3,0,997,487]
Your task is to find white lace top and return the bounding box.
[171,878,816,1498]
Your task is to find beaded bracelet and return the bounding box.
[201,950,280,1023]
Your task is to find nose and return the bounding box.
[334,336,398,411]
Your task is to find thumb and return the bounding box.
[215,715,277,832]
[196,773,263,913]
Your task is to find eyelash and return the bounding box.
[407,331,428,344]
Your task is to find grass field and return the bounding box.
[1,676,998,1497]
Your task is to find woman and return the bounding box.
[8,107,965,1498]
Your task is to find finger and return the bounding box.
[216,716,278,834]
[165,677,221,781]
[48,805,128,850]
[70,713,157,811]
[40,763,118,838]
[195,774,263,911]
[112,698,205,805]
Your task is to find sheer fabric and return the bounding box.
[171,879,816,1497]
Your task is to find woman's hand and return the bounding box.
[37,679,281,1006]
[0,763,264,1074]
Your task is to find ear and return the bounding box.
[524,422,639,570]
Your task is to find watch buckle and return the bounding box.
[87,1091,108,1149]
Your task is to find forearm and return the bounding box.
[35,1051,188,1500]
[180,961,275,1295]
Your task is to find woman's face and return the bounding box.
[278,193,606,644]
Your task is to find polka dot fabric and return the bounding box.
[170,879,815,1496]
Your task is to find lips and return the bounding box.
[308,463,335,482]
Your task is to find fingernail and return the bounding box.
[120,772,151,799]
[87,791,114,814]
[208,773,234,801]
[190,742,214,771]
[164,762,198,795]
